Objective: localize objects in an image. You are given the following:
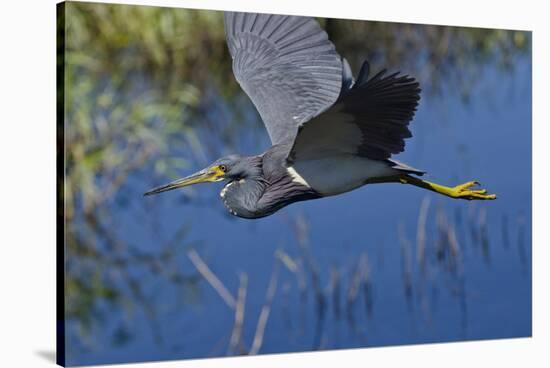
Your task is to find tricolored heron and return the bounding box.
[145,12,496,219]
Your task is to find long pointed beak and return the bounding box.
[144,166,224,196]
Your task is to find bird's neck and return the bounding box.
[220,156,267,218]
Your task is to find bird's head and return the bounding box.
[143,154,256,196]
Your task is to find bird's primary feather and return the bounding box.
[224,12,343,145]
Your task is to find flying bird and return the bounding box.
[145,12,496,219]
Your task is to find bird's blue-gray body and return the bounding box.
[216,144,420,219]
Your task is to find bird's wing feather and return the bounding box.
[287,62,421,162]
[224,12,343,145]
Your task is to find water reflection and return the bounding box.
[60,2,531,366]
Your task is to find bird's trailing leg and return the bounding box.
[398,175,497,200]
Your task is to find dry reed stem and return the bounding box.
[187,248,236,309]
[416,196,431,271]
[229,273,248,354]
[249,263,280,355]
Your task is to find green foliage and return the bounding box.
[63,3,240,216]
[62,2,238,350]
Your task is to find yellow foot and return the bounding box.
[449,181,497,200]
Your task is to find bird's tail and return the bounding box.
[387,159,426,176]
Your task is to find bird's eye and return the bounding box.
[219,165,227,172]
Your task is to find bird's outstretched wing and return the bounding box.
[287,61,421,162]
[224,12,343,145]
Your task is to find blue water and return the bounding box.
[65,56,531,365]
